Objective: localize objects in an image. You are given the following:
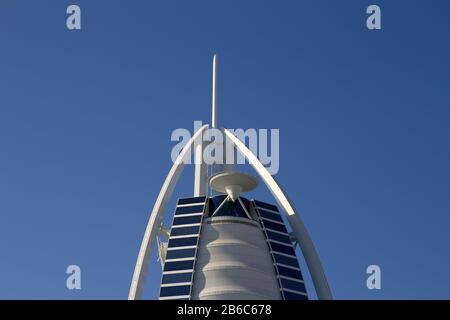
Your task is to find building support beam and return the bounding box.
[194,140,208,196]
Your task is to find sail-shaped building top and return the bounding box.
[128,55,332,300]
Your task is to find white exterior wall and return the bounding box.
[191,216,281,300]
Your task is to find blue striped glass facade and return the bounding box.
[158,196,206,300]
[253,200,308,300]
[159,196,308,300]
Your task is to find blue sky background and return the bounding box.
[1,0,449,299]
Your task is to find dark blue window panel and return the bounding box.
[162,272,193,284]
[254,200,278,212]
[163,260,195,272]
[166,248,196,260]
[173,215,202,225]
[261,220,288,233]
[208,195,228,213]
[208,195,250,219]
[175,205,204,215]
[178,197,206,205]
[160,285,191,297]
[283,291,308,300]
[168,237,198,248]
[280,278,306,293]
[170,226,200,237]
[277,265,304,281]
[239,197,250,213]
[273,253,299,268]
[257,209,283,223]
[269,241,295,256]
[213,200,248,218]
[266,230,292,244]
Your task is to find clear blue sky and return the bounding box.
[1,0,449,299]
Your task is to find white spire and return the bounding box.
[212,54,218,129]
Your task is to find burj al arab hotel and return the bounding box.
[128,55,332,301]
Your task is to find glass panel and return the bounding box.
[266,230,292,244]
[280,278,306,293]
[166,248,196,260]
[253,200,278,212]
[163,260,195,272]
[208,195,228,213]
[170,226,200,237]
[258,209,283,223]
[160,285,191,297]
[178,197,206,205]
[212,199,248,218]
[277,265,303,281]
[239,197,250,212]
[273,253,299,268]
[208,195,250,218]
[168,237,198,248]
[173,215,202,226]
[175,205,204,215]
[162,272,193,284]
[269,241,295,256]
[261,220,288,233]
[283,291,308,300]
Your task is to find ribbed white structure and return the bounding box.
[191,216,281,300]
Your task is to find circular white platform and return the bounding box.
[209,172,258,201]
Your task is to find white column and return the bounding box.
[194,140,208,196]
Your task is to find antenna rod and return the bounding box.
[212,54,218,128]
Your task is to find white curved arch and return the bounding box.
[224,129,333,300]
[128,125,209,300]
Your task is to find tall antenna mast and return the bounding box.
[210,54,220,189]
[194,55,218,196]
[212,54,218,129]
